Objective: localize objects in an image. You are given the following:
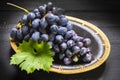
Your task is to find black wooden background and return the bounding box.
[0,0,120,80]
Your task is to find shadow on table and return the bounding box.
[9,48,106,80]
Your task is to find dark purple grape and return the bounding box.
[65,30,76,39]
[31,31,40,41]
[52,7,65,15]
[46,2,53,11]
[24,33,30,41]
[10,27,17,40]
[53,44,60,53]
[59,53,65,60]
[21,26,29,36]
[35,12,41,18]
[66,22,73,31]
[41,34,49,42]
[40,18,48,29]
[86,48,91,52]
[60,42,67,51]
[72,46,80,54]
[65,49,73,58]
[72,35,81,42]
[67,40,75,48]
[83,52,93,63]
[45,12,56,25]
[63,57,72,65]
[79,36,84,42]
[21,15,28,24]
[79,47,88,56]
[59,17,68,26]
[33,8,39,13]
[76,41,84,48]
[59,15,65,18]
[58,27,67,35]
[49,33,55,41]
[54,15,60,22]
[30,28,36,35]
[50,24,58,34]
[27,12,36,20]
[32,19,40,29]
[83,38,91,46]
[52,7,57,14]
[55,35,64,43]
[38,6,46,15]
[16,30,23,41]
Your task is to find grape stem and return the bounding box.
[7,2,30,14]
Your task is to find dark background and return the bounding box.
[0,0,120,80]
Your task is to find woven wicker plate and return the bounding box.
[10,16,111,74]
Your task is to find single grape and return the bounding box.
[65,49,73,58]
[67,40,75,48]
[35,12,41,18]
[32,18,41,29]
[53,44,60,53]
[10,27,17,40]
[27,12,36,20]
[30,28,36,35]
[72,46,80,54]
[60,42,67,51]
[55,35,64,43]
[21,15,28,24]
[63,57,72,65]
[33,8,39,13]
[66,22,73,31]
[46,2,53,11]
[50,24,58,34]
[86,47,91,52]
[73,55,79,62]
[40,18,48,29]
[83,38,91,46]
[21,26,29,36]
[52,7,65,15]
[79,47,88,56]
[39,27,46,34]
[38,6,46,15]
[45,12,56,25]
[24,33,31,41]
[76,41,84,48]
[41,34,49,42]
[49,33,55,41]
[65,30,76,39]
[79,36,84,42]
[54,15,60,22]
[59,17,68,26]
[31,31,40,41]
[58,26,67,35]
[83,52,93,63]
[59,53,65,60]
[16,30,23,41]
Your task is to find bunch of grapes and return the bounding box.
[10,2,93,65]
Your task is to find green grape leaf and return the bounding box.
[10,40,54,74]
